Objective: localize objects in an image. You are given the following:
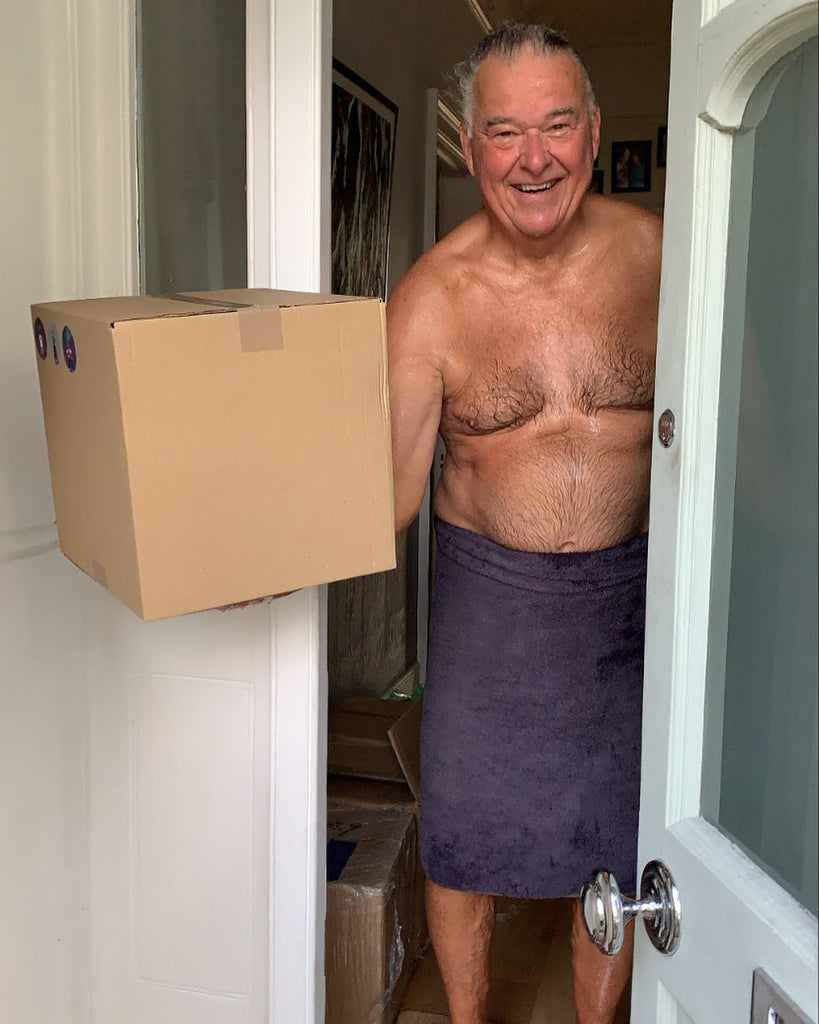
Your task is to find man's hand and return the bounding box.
[217,592,295,611]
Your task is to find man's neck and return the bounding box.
[481,203,592,275]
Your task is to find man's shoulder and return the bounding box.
[583,196,663,283]
[591,194,663,248]
[386,230,478,358]
[389,215,484,314]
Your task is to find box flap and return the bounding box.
[179,287,369,309]
[387,698,422,803]
[328,695,422,799]
[327,775,416,812]
[30,288,372,330]
[32,295,238,326]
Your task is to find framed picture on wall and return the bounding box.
[589,168,605,194]
[657,125,668,168]
[611,140,652,194]
[331,60,398,299]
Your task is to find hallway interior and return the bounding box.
[396,896,630,1024]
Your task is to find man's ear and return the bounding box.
[459,123,476,177]
[591,106,602,163]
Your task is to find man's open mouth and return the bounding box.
[513,180,558,193]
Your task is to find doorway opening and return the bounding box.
[326,1,672,1021]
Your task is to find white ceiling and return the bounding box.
[470,0,673,48]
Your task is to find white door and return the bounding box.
[622,0,819,1021]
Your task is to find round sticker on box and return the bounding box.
[62,326,77,372]
[34,317,47,360]
[49,323,60,364]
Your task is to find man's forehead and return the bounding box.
[473,49,585,104]
[482,106,578,129]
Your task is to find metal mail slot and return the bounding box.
[751,969,814,1024]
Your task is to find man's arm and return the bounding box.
[386,267,446,533]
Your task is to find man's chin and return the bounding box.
[509,213,569,241]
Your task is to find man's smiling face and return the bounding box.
[460,47,600,244]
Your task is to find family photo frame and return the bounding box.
[611,139,653,194]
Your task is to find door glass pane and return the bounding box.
[703,37,818,915]
[137,0,247,293]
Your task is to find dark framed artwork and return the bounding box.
[589,168,605,194]
[611,140,653,194]
[331,60,398,299]
[657,125,668,168]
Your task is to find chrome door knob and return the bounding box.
[580,859,682,956]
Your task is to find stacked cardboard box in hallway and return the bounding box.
[326,692,426,1024]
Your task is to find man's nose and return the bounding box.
[518,130,551,172]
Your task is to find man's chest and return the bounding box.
[442,303,656,436]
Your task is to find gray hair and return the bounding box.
[454,22,597,135]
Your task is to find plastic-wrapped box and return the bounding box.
[326,807,424,1024]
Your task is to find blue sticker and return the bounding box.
[327,839,357,881]
[62,326,77,372]
[49,323,60,365]
[34,317,47,360]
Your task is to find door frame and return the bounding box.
[246,1,331,1020]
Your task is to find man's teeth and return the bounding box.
[515,181,556,192]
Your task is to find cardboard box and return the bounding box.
[328,696,422,801]
[327,775,417,814]
[30,289,395,620]
[326,808,424,1024]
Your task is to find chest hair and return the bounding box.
[448,310,654,436]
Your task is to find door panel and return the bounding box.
[635,0,818,1020]
[86,595,272,1023]
[702,36,818,915]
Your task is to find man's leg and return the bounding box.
[570,900,634,1024]
[426,878,496,1024]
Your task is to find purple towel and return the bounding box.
[420,519,647,899]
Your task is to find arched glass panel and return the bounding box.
[702,36,818,915]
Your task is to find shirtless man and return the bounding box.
[387,24,661,1024]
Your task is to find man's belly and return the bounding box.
[433,439,651,553]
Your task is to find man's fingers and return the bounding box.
[217,592,295,612]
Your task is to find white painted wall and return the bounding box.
[0,1,133,1017]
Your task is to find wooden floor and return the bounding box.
[396,897,630,1024]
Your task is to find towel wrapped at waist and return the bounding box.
[420,518,648,899]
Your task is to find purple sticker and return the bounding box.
[34,317,47,360]
[62,326,77,372]
[49,323,60,365]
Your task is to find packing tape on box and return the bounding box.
[164,293,284,352]
[236,306,284,352]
